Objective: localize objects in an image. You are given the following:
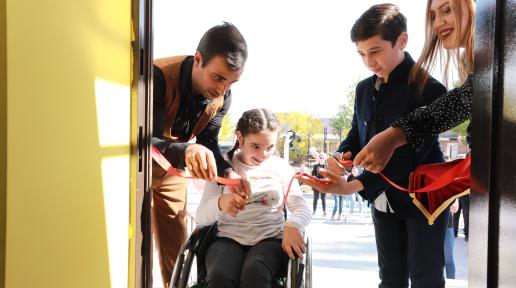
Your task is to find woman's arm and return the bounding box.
[354,74,473,173]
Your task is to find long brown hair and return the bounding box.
[227,109,279,160]
[410,0,475,89]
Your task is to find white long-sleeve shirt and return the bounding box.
[196,154,311,246]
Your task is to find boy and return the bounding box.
[299,4,449,287]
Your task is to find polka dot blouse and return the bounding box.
[391,74,473,150]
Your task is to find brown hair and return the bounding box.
[410,0,475,89]
[227,109,279,160]
[196,22,248,70]
[350,3,407,46]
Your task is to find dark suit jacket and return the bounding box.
[337,52,447,219]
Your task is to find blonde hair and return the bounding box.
[410,0,475,89]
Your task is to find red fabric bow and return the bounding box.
[380,154,471,224]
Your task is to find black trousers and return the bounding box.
[453,195,470,239]
[206,237,286,288]
[312,190,327,213]
[372,207,448,288]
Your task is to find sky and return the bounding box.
[153,0,429,122]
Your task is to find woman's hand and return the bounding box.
[218,193,246,217]
[282,226,306,260]
[353,127,407,173]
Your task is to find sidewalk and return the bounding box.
[306,191,468,287]
[153,184,469,287]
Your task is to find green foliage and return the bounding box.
[218,113,235,143]
[452,120,470,144]
[330,83,356,135]
[276,112,323,162]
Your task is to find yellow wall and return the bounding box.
[1,0,7,285]
[4,0,131,287]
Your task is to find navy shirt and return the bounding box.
[337,53,447,218]
[152,56,232,175]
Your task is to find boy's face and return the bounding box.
[356,33,407,82]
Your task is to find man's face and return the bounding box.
[192,52,244,99]
[356,33,407,82]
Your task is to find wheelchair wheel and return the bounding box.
[304,236,312,288]
[171,224,217,288]
[178,248,195,288]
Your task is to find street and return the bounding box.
[153,182,469,287]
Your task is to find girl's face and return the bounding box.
[430,0,470,49]
[236,130,278,166]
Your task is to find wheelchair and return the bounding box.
[170,223,312,288]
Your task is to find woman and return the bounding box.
[353,0,475,173]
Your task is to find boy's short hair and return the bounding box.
[350,3,407,46]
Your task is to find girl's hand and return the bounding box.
[226,170,251,202]
[282,226,306,260]
[218,193,246,217]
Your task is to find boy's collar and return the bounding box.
[372,52,414,88]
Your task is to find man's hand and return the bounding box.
[185,144,217,180]
[327,151,352,174]
[218,193,246,217]
[353,127,407,173]
[282,226,306,260]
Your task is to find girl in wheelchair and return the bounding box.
[196,108,311,288]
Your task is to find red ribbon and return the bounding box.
[378,155,470,193]
[297,157,470,194]
[151,146,241,187]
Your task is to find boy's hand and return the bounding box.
[218,193,246,217]
[327,151,352,174]
[282,226,306,260]
[296,169,363,195]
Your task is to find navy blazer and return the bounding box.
[337,53,447,219]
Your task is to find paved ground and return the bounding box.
[153,183,469,287]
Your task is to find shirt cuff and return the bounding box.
[284,221,302,231]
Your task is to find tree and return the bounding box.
[452,120,470,144]
[450,81,469,145]
[218,113,235,143]
[276,112,323,162]
[330,83,356,135]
